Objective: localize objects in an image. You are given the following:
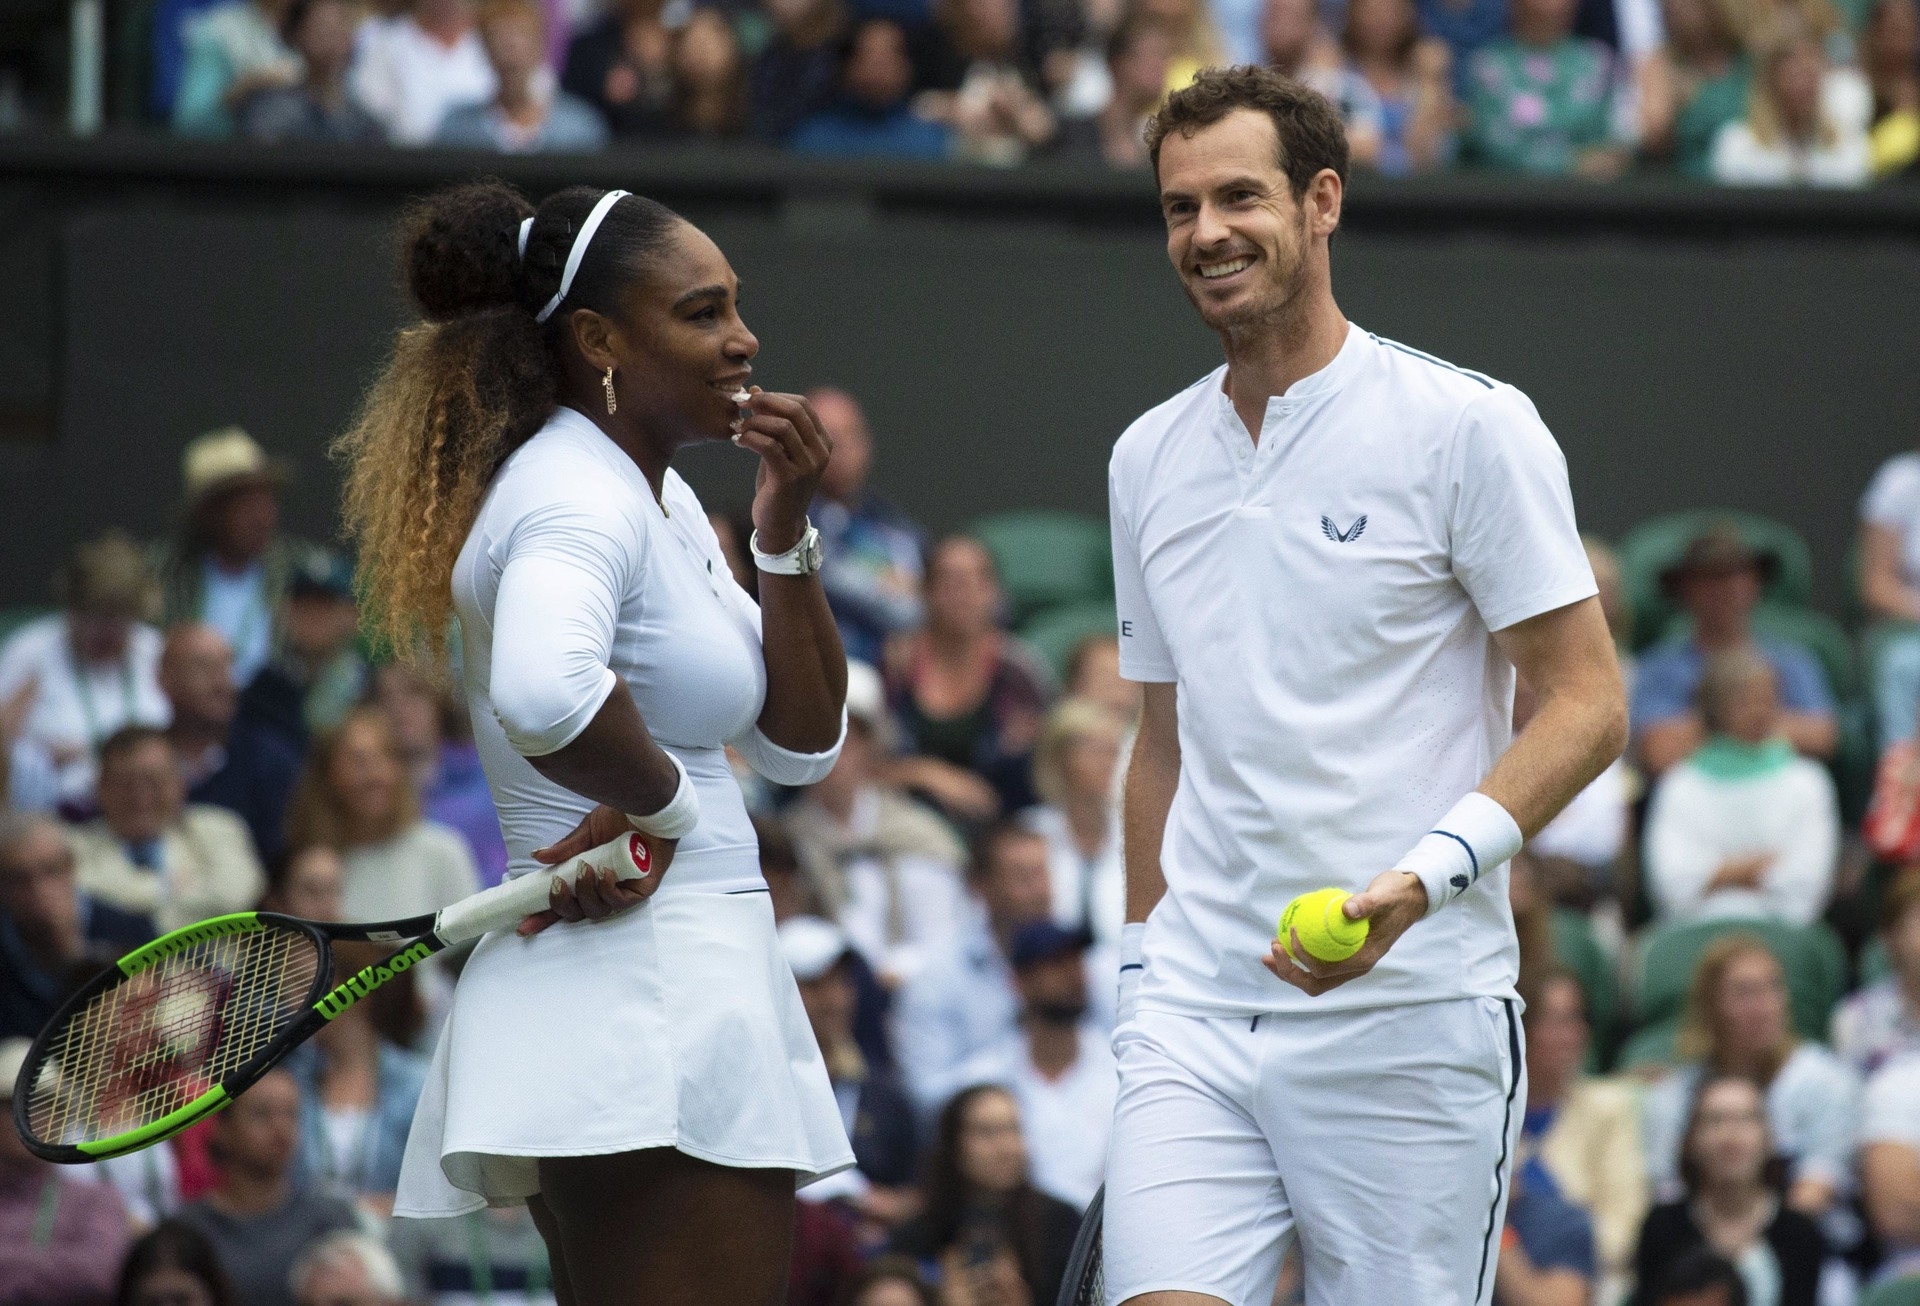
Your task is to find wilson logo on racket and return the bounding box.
[315,940,435,1020]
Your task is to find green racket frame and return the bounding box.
[12,908,443,1163]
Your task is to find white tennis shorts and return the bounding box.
[1103,996,1524,1306]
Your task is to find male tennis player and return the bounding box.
[1104,67,1627,1306]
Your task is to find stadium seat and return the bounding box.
[1617,1016,1681,1072]
[1862,939,1891,986]
[970,512,1112,628]
[1551,908,1619,1058]
[1619,511,1816,653]
[1630,917,1848,1043]
[0,605,51,646]
[1860,1275,1920,1306]
[1020,599,1119,681]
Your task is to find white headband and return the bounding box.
[533,190,630,326]
[516,217,533,258]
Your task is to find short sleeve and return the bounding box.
[1447,385,1598,633]
[1862,1059,1920,1146]
[1110,459,1175,683]
[1766,643,1835,715]
[1861,455,1920,528]
[1629,647,1696,729]
[486,486,640,757]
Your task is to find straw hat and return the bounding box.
[181,427,286,509]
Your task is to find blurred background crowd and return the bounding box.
[1,0,1920,182]
[5,395,1920,1306]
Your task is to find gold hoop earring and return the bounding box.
[602,367,618,416]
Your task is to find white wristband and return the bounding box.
[627,751,700,841]
[1120,921,1145,968]
[1396,792,1524,919]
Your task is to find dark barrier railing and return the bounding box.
[5,132,1920,237]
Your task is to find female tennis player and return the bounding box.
[335,181,853,1305]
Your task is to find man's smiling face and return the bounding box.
[1158,108,1317,334]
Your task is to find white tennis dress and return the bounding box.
[394,406,855,1218]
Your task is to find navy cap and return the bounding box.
[1008,921,1094,970]
[289,548,355,601]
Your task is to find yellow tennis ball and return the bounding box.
[1278,888,1369,963]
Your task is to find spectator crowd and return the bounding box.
[4,393,1920,1306]
[5,0,1916,181]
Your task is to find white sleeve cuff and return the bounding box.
[1397,792,1525,919]
[730,707,847,787]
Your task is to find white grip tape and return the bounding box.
[434,832,653,944]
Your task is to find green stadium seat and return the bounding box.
[0,605,52,646]
[1619,511,1816,653]
[1551,908,1619,1056]
[970,512,1112,628]
[1862,939,1891,986]
[1860,1275,1920,1306]
[1630,917,1848,1043]
[1617,1016,1681,1072]
[1020,599,1119,681]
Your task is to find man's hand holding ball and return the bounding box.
[1263,871,1430,998]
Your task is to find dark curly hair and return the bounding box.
[333,180,683,660]
[1145,64,1350,195]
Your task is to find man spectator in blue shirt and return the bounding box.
[162,623,302,864]
[0,812,153,1041]
[1497,1155,1597,1306]
[807,387,928,667]
[1632,525,1836,777]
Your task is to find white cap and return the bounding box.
[846,661,884,727]
[0,1037,33,1104]
[778,916,851,982]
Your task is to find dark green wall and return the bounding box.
[2,139,1917,614]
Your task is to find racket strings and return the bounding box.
[23,926,321,1147]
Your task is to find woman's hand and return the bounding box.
[516,803,677,936]
[731,389,832,554]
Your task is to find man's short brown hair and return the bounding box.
[1146,65,1350,196]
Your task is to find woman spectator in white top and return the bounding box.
[1641,936,1861,1221]
[1019,696,1126,947]
[1643,647,1840,927]
[1709,12,1872,184]
[335,181,851,1306]
[1830,868,1920,1077]
[284,705,481,924]
[0,533,170,806]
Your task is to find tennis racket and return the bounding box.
[11,832,654,1164]
[1057,1184,1104,1306]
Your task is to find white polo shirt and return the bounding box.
[1110,324,1595,1017]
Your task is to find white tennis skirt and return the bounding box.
[393,882,856,1218]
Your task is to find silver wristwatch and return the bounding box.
[750,521,824,576]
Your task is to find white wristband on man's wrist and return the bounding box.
[1395,792,1524,919]
[627,751,700,841]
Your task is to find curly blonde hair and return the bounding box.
[333,180,683,663]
